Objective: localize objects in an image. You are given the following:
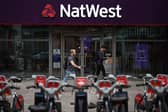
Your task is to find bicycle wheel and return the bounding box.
[124,101,128,112]
[75,92,88,112]
[0,101,10,112]
[112,104,119,112]
[105,101,110,112]
[54,102,62,112]
[134,103,144,112]
[158,100,164,112]
[120,104,125,112]
[96,102,105,112]
[12,95,24,112]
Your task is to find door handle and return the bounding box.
[84,54,87,67]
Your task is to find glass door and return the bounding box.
[62,35,113,77]
[82,37,100,75]
[83,37,113,75]
[63,36,83,76]
[62,36,98,76]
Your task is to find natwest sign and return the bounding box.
[0,0,167,25]
[60,4,122,18]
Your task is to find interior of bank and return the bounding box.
[0,26,168,77]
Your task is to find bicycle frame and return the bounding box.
[65,76,96,112]
[27,75,65,112]
[0,75,23,112]
[135,74,168,112]
[94,75,130,112]
[93,80,114,112]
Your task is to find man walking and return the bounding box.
[63,49,81,82]
[94,45,107,82]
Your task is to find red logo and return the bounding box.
[41,4,56,18]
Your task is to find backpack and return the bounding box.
[63,57,68,69]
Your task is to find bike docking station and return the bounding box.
[0,75,24,112]
[74,77,88,112]
[92,74,131,112]
[26,75,65,112]
[66,74,97,112]
[135,73,168,112]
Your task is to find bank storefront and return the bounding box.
[0,26,167,78]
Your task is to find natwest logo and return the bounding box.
[60,4,122,18]
[41,4,56,18]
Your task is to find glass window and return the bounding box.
[22,31,49,39]
[23,41,49,72]
[117,41,168,75]
[22,26,49,39]
[0,26,49,73]
[117,27,168,40]
[0,41,15,71]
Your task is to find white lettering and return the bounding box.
[60,4,71,17]
[86,4,100,18]
[71,7,80,17]
[99,7,108,18]
[108,7,116,18]
[116,4,122,18]
[60,4,123,18]
[80,5,86,18]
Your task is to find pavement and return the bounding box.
[11,79,144,112]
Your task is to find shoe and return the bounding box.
[70,102,75,105]
[62,87,65,92]
[94,78,97,82]
[88,102,96,109]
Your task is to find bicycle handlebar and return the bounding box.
[0,85,20,94]
[136,80,168,94]
[8,76,22,83]
[92,81,131,95]
[136,84,146,87]
[26,85,37,89]
[26,82,67,95]
[10,86,20,90]
[65,84,91,90]
[115,84,131,88]
[147,82,168,93]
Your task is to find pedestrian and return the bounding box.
[94,45,107,82]
[63,49,81,83]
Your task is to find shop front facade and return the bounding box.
[0,26,168,77]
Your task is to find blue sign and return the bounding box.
[53,54,61,62]
[84,37,91,52]
[134,43,149,69]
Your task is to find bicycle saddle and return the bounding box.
[28,105,48,112]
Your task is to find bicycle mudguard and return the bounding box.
[35,92,45,105]
[96,101,105,112]
[97,101,105,108]
[0,101,10,112]
[52,102,62,112]
[75,91,88,112]
[111,91,128,102]
[28,104,48,112]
